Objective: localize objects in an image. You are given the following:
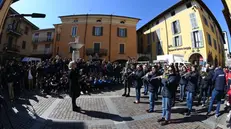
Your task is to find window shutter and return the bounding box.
[190,13,198,29]
[199,30,204,47]
[171,22,174,34]
[152,32,155,42]
[160,41,163,55]
[101,27,103,36]
[179,35,182,46]
[92,26,95,36]
[172,37,175,47]
[117,28,119,37]
[177,20,181,33]
[125,28,127,37]
[191,32,195,48]
[156,29,161,41]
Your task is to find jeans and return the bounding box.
[162,97,172,121]
[8,82,14,100]
[198,88,207,105]
[123,80,130,95]
[186,91,194,111]
[143,81,148,94]
[136,88,141,101]
[149,92,155,111]
[179,84,185,100]
[208,89,223,115]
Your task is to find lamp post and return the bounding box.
[8,13,46,18]
[69,36,84,61]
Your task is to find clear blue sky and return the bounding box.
[11,0,230,49]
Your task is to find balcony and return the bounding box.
[32,37,54,43]
[7,24,23,36]
[31,49,52,55]
[3,43,20,52]
[85,48,108,57]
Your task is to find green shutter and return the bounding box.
[101,27,103,36]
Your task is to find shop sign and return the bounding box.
[169,47,191,52]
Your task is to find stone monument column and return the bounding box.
[68,36,84,61]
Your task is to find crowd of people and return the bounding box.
[121,61,230,126]
[1,57,231,126]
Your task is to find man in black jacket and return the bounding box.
[206,66,226,118]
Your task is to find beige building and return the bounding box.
[0,0,18,34]
[0,7,39,61]
[31,28,55,59]
[222,0,231,36]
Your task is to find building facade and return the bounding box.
[223,31,231,66]
[222,0,231,36]
[137,0,225,66]
[0,0,18,34]
[31,28,55,59]
[53,14,139,61]
[0,8,39,61]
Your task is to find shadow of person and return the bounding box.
[170,114,207,124]
[78,109,133,122]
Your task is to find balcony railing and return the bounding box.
[32,49,52,55]
[3,43,20,52]
[7,24,23,36]
[32,37,54,43]
[85,48,108,56]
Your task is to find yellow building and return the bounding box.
[137,0,225,66]
[222,0,231,36]
[31,28,55,59]
[0,7,39,61]
[0,0,18,34]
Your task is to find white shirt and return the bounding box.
[28,70,33,79]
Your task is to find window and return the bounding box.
[171,11,175,16]
[73,19,78,23]
[213,39,217,50]
[117,28,127,37]
[96,19,101,22]
[171,20,181,34]
[119,44,125,54]
[207,32,212,46]
[120,21,125,24]
[56,34,60,41]
[22,41,26,49]
[186,2,192,8]
[210,24,214,33]
[93,26,103,36]
[156,20,159,25]
[147,33,151,44]
[157,41,163,55]
[203,16,208,26]
[45,44,50,48]
[191,30,204,48]
[34,33,39,42]
[71,26,77,37]
[189,13,198,29]
[172,36,182,47]
[33,44,37,50]
[47,32,52,41]
[24,27,29,35]
[94,43,100,53]
[0,0,5,9]
[200,7,204,12]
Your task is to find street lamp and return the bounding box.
[8,13,46,18]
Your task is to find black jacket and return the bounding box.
[148,72,160,93]
[213,68,226,91]
[198,72,210,89]
[179,71,188,85]
[185,71,199,93]
[68,69,80,98]
[161,73,177,98]
[131,70,144,88]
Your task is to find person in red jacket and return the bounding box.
[226,67,231,90]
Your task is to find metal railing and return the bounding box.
[32,37,54,43]
[3,43,20,52]
[85,48,108,56]
[7,24,23,36]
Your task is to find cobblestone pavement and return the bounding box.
[1,86,229,129]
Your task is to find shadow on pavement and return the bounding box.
[79,109,133,122]
[170,114,207,124]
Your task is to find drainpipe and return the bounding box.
[108,14,112,61]
[164,16,169,54]
[83,14,88,59]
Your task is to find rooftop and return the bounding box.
[59,14,141,20]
